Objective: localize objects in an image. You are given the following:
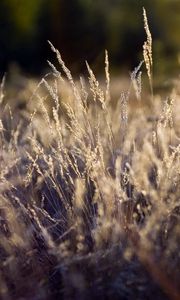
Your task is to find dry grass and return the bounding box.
[0,9,180,300]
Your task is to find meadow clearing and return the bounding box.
[0,9,179,300]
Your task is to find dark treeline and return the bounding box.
[0,0,179,77]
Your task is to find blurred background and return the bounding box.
[0,0,179,80]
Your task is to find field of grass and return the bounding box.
[0,10,179,300]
